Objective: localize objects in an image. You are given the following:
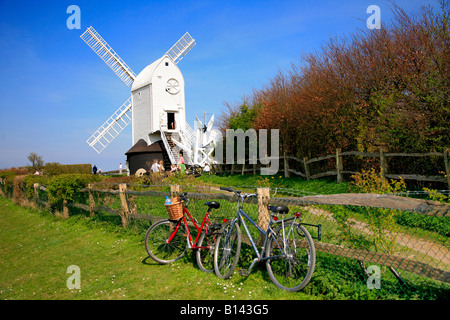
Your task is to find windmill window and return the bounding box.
[165,62,169,66]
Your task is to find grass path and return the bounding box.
[0,195,316,300]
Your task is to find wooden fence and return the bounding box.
[219,148,450,188]
[22,182,450,284]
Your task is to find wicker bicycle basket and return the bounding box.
[165,197,184,220]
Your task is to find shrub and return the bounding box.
[345,169,408,254]
[23,174,49,199]
[351,168,407,194]
[46,174,101,206]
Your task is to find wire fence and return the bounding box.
[1,180,449,299]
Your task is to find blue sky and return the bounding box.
[0,0,438,171]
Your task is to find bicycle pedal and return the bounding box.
[238,269,249,277]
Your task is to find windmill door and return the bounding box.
[167,112,175,130]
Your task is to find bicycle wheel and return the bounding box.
[214,221,241,279]
[266,222,316,292]
[145,219,187,264]
[195,229,217,273]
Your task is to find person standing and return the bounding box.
[159,160,165,173]
[151,160,160,173]
[177,153,185,174]
[119,163,123,174]
[93,165,98,175]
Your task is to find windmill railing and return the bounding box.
[160,131,178,165]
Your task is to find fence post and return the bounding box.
[444,148,450,190]
[303,157,310,180]
[118,183,130,228]
[257,187,270,234]
[62,199,69,219]
[171,185,180,198]
[336,148,343,183]
[380,148,387,181]
[284,153,290,178]
[33,183,39,204]
[88,183,95,217]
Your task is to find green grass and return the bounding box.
[196,173,353,195]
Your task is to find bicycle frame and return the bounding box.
[234,208,283,261]
[216,187,318,290]
[167,205,213,250]
[226,195,289,274]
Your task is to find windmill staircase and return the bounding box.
[161,131,180,165]
[160,121,196,166]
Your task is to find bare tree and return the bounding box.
[27,152,44,172]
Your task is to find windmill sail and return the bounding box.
[86,97,132,153]
[164,32,196,64]
[81,26,136,87]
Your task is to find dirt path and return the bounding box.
[305,206,450,267]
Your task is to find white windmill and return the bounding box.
[81,26,216,171]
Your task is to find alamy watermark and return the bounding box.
[367,5,381,30]
[66,5,81,30]
[66,265,81,290]
[367,265,381,289]
[212,129,279,176]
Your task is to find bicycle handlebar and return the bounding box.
[179,192,188,202]
[220,187,256,199]
[220,187,235,192]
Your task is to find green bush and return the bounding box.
[46,174,101,206]
[22,175,49,199]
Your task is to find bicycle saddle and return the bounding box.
[267,205,289,214]
[205,201,220,209]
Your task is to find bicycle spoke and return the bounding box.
[145,220,187,264]
[214,221,241,279]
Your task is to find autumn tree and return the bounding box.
[222,0,449,162]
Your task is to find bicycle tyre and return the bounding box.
[195,230,217,273]
[145,219,187,264]
[266,223,316,292]
[214,221,241,279]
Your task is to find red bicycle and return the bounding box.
[144,192,222,272]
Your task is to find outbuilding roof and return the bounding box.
[125,139,163,155]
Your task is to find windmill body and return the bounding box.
[131,56,186,146]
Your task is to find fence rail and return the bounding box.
[218,149,450,188]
